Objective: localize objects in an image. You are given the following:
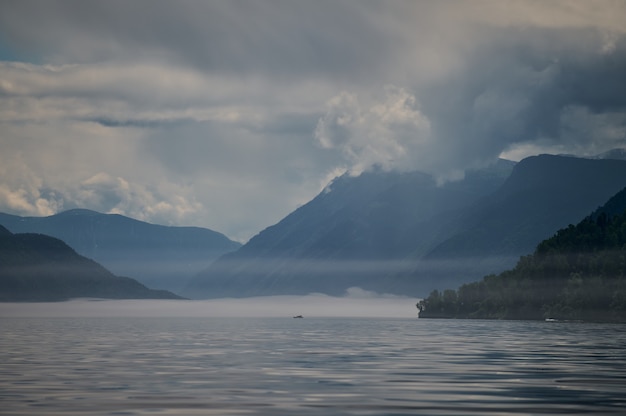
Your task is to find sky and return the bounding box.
[0,1,625,242]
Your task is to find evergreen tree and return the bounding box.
[418,187,626,322]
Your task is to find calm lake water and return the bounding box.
[1,316,626,415]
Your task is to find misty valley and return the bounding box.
[3,152,626,415]
[2,153,626,324]
[4,2,626,415]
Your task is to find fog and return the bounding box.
[0,289,418,319]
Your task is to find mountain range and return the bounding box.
[184,153,626,299]
[417,185,626,322]
[0,209,241,293]
[0,225,182,302]
[3,152,626,301]
[401,154,626,293]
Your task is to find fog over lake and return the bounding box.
[0,289,417,318]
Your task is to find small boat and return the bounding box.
[293,315,303,319]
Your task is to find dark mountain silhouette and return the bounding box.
[408,154,626,292]
[0,226,183,302]
[418,186,626,322]
[183,160,515,298]
[186,154,626,299]
[427,155,626,258]
[0,209,241,293]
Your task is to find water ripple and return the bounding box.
[1,317,625,415]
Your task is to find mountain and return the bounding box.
[0,209,241,293]
[593,148,626,161]
[183,160,516,298]
[408,154,626,292]
[186,154,626,299]
[0,225,183,302]
[428,154,626,258]
[417,186,626,322]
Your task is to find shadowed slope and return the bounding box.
[0,226,183,301]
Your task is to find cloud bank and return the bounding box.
[0,293,417,318]
[0,1,625,240]
[315,86,432,175]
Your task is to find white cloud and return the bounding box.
[0,117,208,228]
[0,61,279,124]
[0,61,340,240]
[0,184,58,216]
[73,172,203,225]
[1,1,626,240]
[0,153,60,216]
[315,86,431,175]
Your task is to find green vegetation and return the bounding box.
[418,188,626,322]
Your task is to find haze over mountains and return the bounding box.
[184,153,626,299]
[2,152,626,301]
[418,184,626,322]
[0,225,182,302]
[403,155,626,289]
[0,210,241,293]
[426,155,626,260]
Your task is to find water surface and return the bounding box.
[1,316,626,415]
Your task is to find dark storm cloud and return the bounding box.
[0,0,625,239]
[411,25,626,170]
[0,0,397,81]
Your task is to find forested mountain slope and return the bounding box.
[418,186,626,322]
[402,154,626,294]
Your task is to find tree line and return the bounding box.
[417,190,626,322]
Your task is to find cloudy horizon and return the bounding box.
[1,0,625,242]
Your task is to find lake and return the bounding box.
[1,301,626,415]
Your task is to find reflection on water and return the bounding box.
[1,317,626,415]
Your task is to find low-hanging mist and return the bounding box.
[0,290,417,319]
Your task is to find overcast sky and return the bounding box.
[1,1,625,241]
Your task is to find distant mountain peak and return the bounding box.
[55,208,102,217]
[592,148,626,161]
[185,154,626,299]
[0,229,183,301]
[0,210,241,293]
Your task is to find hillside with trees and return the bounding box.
[418,187,626,322]
[0,226,183,302]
